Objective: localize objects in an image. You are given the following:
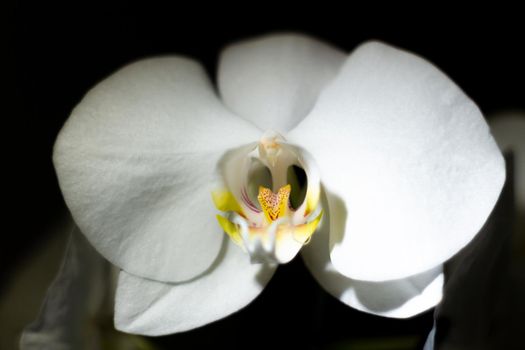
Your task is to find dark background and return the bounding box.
[10,4,524,350]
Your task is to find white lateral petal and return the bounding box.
[54,57,261,282]
[289,41,505,281]
[114,238,276,336]
[218,33,346,132]
[20,225,107,350]
[302,192,443,318]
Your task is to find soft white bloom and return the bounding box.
[51,33,505,336]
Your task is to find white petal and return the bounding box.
[289,41,505,281]
[54,57,261,282]
[114,238,277,336]
[20,224,107,350]
[302,192,443,318]
[218,33,346,133]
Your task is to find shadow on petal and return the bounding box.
[302,188,442,319]
[351,266,442,314]
[163,234,230,286]
[155,234,272,289]
[324,189,347,248]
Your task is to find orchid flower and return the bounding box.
[52,34,505,336]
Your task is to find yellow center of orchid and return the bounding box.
[257,184,291,222]
[212,131,323,264]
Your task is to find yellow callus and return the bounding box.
[257,184,291,223]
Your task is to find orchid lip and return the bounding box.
[213,131,323,264]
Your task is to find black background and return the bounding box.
[11,4,524,350]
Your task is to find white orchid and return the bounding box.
[51,33,505,336]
